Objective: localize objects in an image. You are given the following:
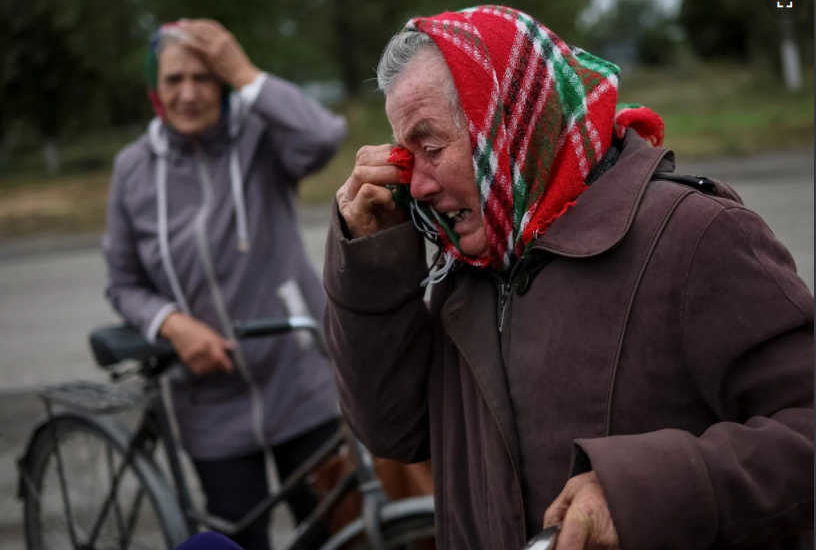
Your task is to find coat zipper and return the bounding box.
[495,260,524,333]
[497,279,512,333]
[490,259,529,542]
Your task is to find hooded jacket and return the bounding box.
[324,132,814,549]
[104,73,346,459]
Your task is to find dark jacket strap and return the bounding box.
[651,172,718,194]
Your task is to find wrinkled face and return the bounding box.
[157,42,221,136]
[385,50,487,258]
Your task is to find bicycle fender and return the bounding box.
[320,496,435,550]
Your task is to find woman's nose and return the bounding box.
[178,80,197,101]
[410,166,441,201]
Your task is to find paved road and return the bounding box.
[0,149,812,547]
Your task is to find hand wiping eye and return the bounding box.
[387,146,414,184]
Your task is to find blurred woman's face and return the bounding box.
[157,43,221,136]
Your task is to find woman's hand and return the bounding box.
[159,312,235,375]
[337,144,409,238]
[177,19,260,89]
[543,471,620,550]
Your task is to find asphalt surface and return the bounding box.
[0,149,812,548]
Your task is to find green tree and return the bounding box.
[2,0,93,173]
[679,0,813,67]
[1,0,151,173]
[577,0,684,66]
[329,0,589,98]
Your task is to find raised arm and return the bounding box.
[323,144,430,461]
[178,19,347,180]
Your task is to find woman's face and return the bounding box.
[385,51,487,258]
[157,42,222,135]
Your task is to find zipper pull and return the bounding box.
[497,280,511,333]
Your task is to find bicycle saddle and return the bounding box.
[89,324,175,367]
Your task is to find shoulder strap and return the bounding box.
[650,171,744,205]
[651,172,717,194]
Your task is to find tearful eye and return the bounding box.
[423,146,442,159]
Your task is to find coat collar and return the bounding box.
[530,130,674,257]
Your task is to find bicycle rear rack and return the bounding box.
[39,380,145,414]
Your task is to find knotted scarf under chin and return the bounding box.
[391,5,663,274]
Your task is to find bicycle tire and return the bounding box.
[322,511,436,550]
[20,413,189,550]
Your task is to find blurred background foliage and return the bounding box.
[0,0,812,238]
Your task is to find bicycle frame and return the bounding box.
[19,317,427,550]
[136,375,384,550]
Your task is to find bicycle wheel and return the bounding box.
[20,414,189,550]
[326,511,436,550]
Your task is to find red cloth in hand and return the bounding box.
[388,146,414,184]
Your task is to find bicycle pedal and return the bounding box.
[40,380,145,413]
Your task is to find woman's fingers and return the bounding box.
[345,164,402,198]
[341,144,402,199]
[166,314,235,375]
[337,144,410,237]
[355,143,396,165]
[176,19,258,88]
[544,472,620,550]
[187,340,233,374]
[357,182,397,211]
[211,340,235,373]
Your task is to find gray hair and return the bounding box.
[377,31,466,130]
[156,26,189,56]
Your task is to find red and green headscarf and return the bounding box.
[392,5,663,272]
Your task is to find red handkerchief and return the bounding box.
[387,146,414,184]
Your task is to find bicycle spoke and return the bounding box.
[120,486,148,549]
[108,442,131,548]
[86,435,141,547]
[33,426,160,549]
[50,422,82,547]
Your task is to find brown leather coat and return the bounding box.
[323,133,814,549]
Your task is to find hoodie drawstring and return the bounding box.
[150,119,192,315]
[149,93,251,257]
[229,147,250,251]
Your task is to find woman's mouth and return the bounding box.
[442,209,470,225]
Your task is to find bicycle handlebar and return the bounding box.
[232,315,320,339]
[89,316,324,377]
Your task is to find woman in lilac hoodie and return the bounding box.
[103,19,346,549]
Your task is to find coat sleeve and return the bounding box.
[576,206,813,549]
[248,73,346,182]
[102,149,177,342]
[323,205,433,462]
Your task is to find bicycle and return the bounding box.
[17,316,436,549]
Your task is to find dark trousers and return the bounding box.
[193,418,340,550]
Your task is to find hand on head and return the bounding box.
[176,19,260,89]
[336,144,409,238]
[159,312,235,375]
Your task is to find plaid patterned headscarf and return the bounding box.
[400,5,662,272]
